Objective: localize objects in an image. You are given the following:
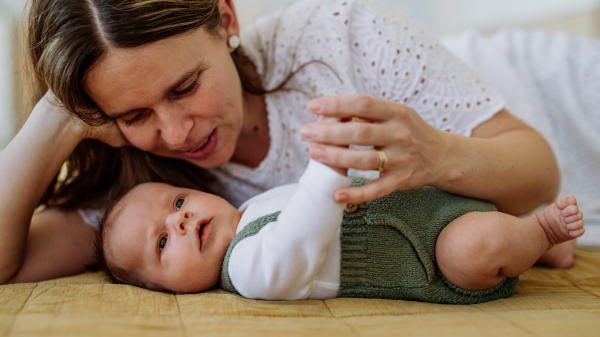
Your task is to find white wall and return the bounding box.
[235,0,600,34]
[433,0,600,34]
[0,0,21,149]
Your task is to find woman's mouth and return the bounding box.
[181,129,218,159]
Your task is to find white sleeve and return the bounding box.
[348,0,505,137]
[228,160,354,300]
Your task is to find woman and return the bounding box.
[0,0,565,285]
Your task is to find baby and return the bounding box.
[97,160,585,304]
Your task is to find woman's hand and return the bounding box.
[39,91,129,148]
[301,95,560,215]
[77,118,130,148]
[313,115,349,177]
[301,95,449,204]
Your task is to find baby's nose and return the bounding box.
[169,211,194,234]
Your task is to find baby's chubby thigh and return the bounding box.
[435,211,515,291]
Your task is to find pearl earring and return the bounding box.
[227,34,241,49]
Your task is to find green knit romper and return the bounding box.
[221,178,519,304]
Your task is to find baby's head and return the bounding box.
[97,183,241,293]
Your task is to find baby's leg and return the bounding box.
[436,196,584,291]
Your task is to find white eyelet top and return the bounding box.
[207,0,504,207]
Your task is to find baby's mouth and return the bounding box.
[198,220,211,250]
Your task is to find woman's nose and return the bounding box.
[156,106,194,147]
[167,210,194,235]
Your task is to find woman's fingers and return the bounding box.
[40,91,129,148]
[309,95,400,121]
[87,120,130,148]
[302,121,392,146]
[334,176,399,204]
[308,144,382,171]
[304,94,448,204]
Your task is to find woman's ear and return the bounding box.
[218,0,240,39]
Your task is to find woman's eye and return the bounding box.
[175,198,184,210]
[121,110,147,127]
[159,236,167,252]
[172,77,200,97]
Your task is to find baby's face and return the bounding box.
[108,183,240,293]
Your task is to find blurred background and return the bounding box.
[0,0,599,148]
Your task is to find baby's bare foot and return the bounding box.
[531,195,585,249]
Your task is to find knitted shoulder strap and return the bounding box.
[220,212,281,294]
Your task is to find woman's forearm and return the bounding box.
[9,209,98,284]
[0,98,84,284]
[435,111,560,215]
[302,98,560,215]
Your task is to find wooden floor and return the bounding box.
[1,248,599,337]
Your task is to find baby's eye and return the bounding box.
[159,236,167,252]
[175,198,184,211]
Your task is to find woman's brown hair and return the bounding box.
[22,0,265,209]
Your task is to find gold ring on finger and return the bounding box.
[376,149,388,172]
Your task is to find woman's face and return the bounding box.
[84,26,244,169]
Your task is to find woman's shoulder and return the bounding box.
[241,0,418,93]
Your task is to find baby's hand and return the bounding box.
[315,116,348,176]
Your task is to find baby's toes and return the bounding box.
[565,211,583,224]
[569,227,585,238]
[567,219,584,230]
[556,195,577,210]
[561,205,580,218]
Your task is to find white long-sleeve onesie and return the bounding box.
[228,160,354,300]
